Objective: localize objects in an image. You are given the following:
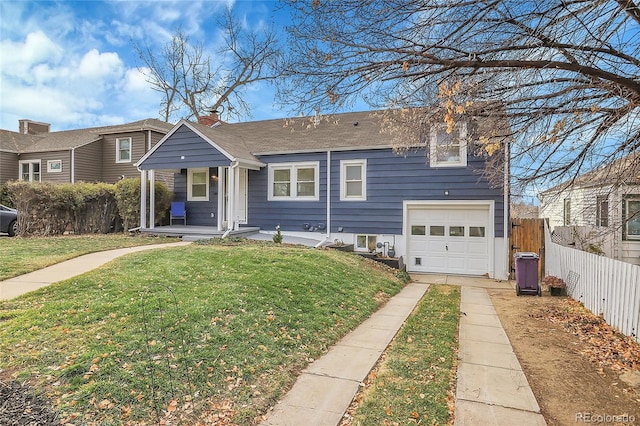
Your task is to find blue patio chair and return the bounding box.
[170,201,187,225]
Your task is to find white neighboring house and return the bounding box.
[538,153,640,266]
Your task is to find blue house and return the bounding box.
[136,110,510,279]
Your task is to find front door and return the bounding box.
[218,166,248,229]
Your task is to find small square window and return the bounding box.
[415,257,422,266]
[356,235,377,252]
[47,160,62,173]
[430,226,445,236]
[450,226,465,237]
[411,225,426,236]
[469,226,485,237]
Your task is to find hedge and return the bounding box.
[6,179,172,236]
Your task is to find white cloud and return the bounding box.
[77,49,124,80]
[0,31,63,80]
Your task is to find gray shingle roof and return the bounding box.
[0,118,173,154]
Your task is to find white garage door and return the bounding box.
[407,205,490,275]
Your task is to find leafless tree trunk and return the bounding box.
[135,7,281,123]
[279,0,640,195]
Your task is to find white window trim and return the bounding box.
[47,160,62,173]
[429,123,468,168]
[187,168,210,201]
[355,234,377,252]
[19,160,41,182]
[624,196,640,240]
[116,137,132,163]
[340,159,367,201]
[268,161,320,201]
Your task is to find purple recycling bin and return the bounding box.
[514,252,541,296]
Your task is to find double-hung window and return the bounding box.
[188,168,209,201]
[429,123,467,167]
[19,160,41,181]
[624,195,640,240]
[116,137,132,163]
[268,162,319,201]
[340,159,366,201]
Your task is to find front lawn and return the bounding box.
[0,241,407,425]
[0,234,172,280]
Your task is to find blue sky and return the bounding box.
[0,0,310,131]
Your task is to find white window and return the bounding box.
[563,198,571,225]
[624,196,640,240]
[429,123,467,167]
[188,168,209,201]
[116,137,132,163]
[268,162,319,201]
[19,160,41,181]
[596,196,609,227]
[356,234,377,252]
[47,160,62,173]
[340,159,366,201]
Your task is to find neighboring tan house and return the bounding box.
[0,118,173,185]
[539,153,640,266]
[137,109,511,279]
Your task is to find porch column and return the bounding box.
[140,169,147,229]
[228,162,237,231]
[217,166,224,231]
[149,169,155,229]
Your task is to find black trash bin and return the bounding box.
[514,252,541,296]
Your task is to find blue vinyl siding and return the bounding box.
[247,153,327,232]
[330,149,503,237]
[246,148,503,237]
[139,125,231,170]
[173,168,218,226]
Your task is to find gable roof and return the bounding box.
[539,151,640,195]
[0,119,173,154]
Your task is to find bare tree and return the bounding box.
[279,0,640,194]
[135,7,281,123]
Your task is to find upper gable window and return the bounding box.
[268,162,319,201]
[340,159,367,201]
[116,137,132,163]
[429,123,467,168]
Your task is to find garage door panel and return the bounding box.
[407,205,490,275]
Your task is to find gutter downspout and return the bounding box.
[326,151,331,238]
[70,148,75,183]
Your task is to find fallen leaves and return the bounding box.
[530,298,640,372]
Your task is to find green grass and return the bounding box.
[0,234,173,280]
[350,285,460,425]
[0,240,407,425]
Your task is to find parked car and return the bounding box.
[0,204,18,237]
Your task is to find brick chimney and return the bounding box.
[19,119,50,135]
[197,110,219,127]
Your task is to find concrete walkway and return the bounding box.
[455,287,546,425]
[0,242,191,300]
[260,282,430,426]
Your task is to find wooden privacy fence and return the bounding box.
[509,218,545,280]
[545,223,640,343]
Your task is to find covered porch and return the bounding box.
[135,119,265,234]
